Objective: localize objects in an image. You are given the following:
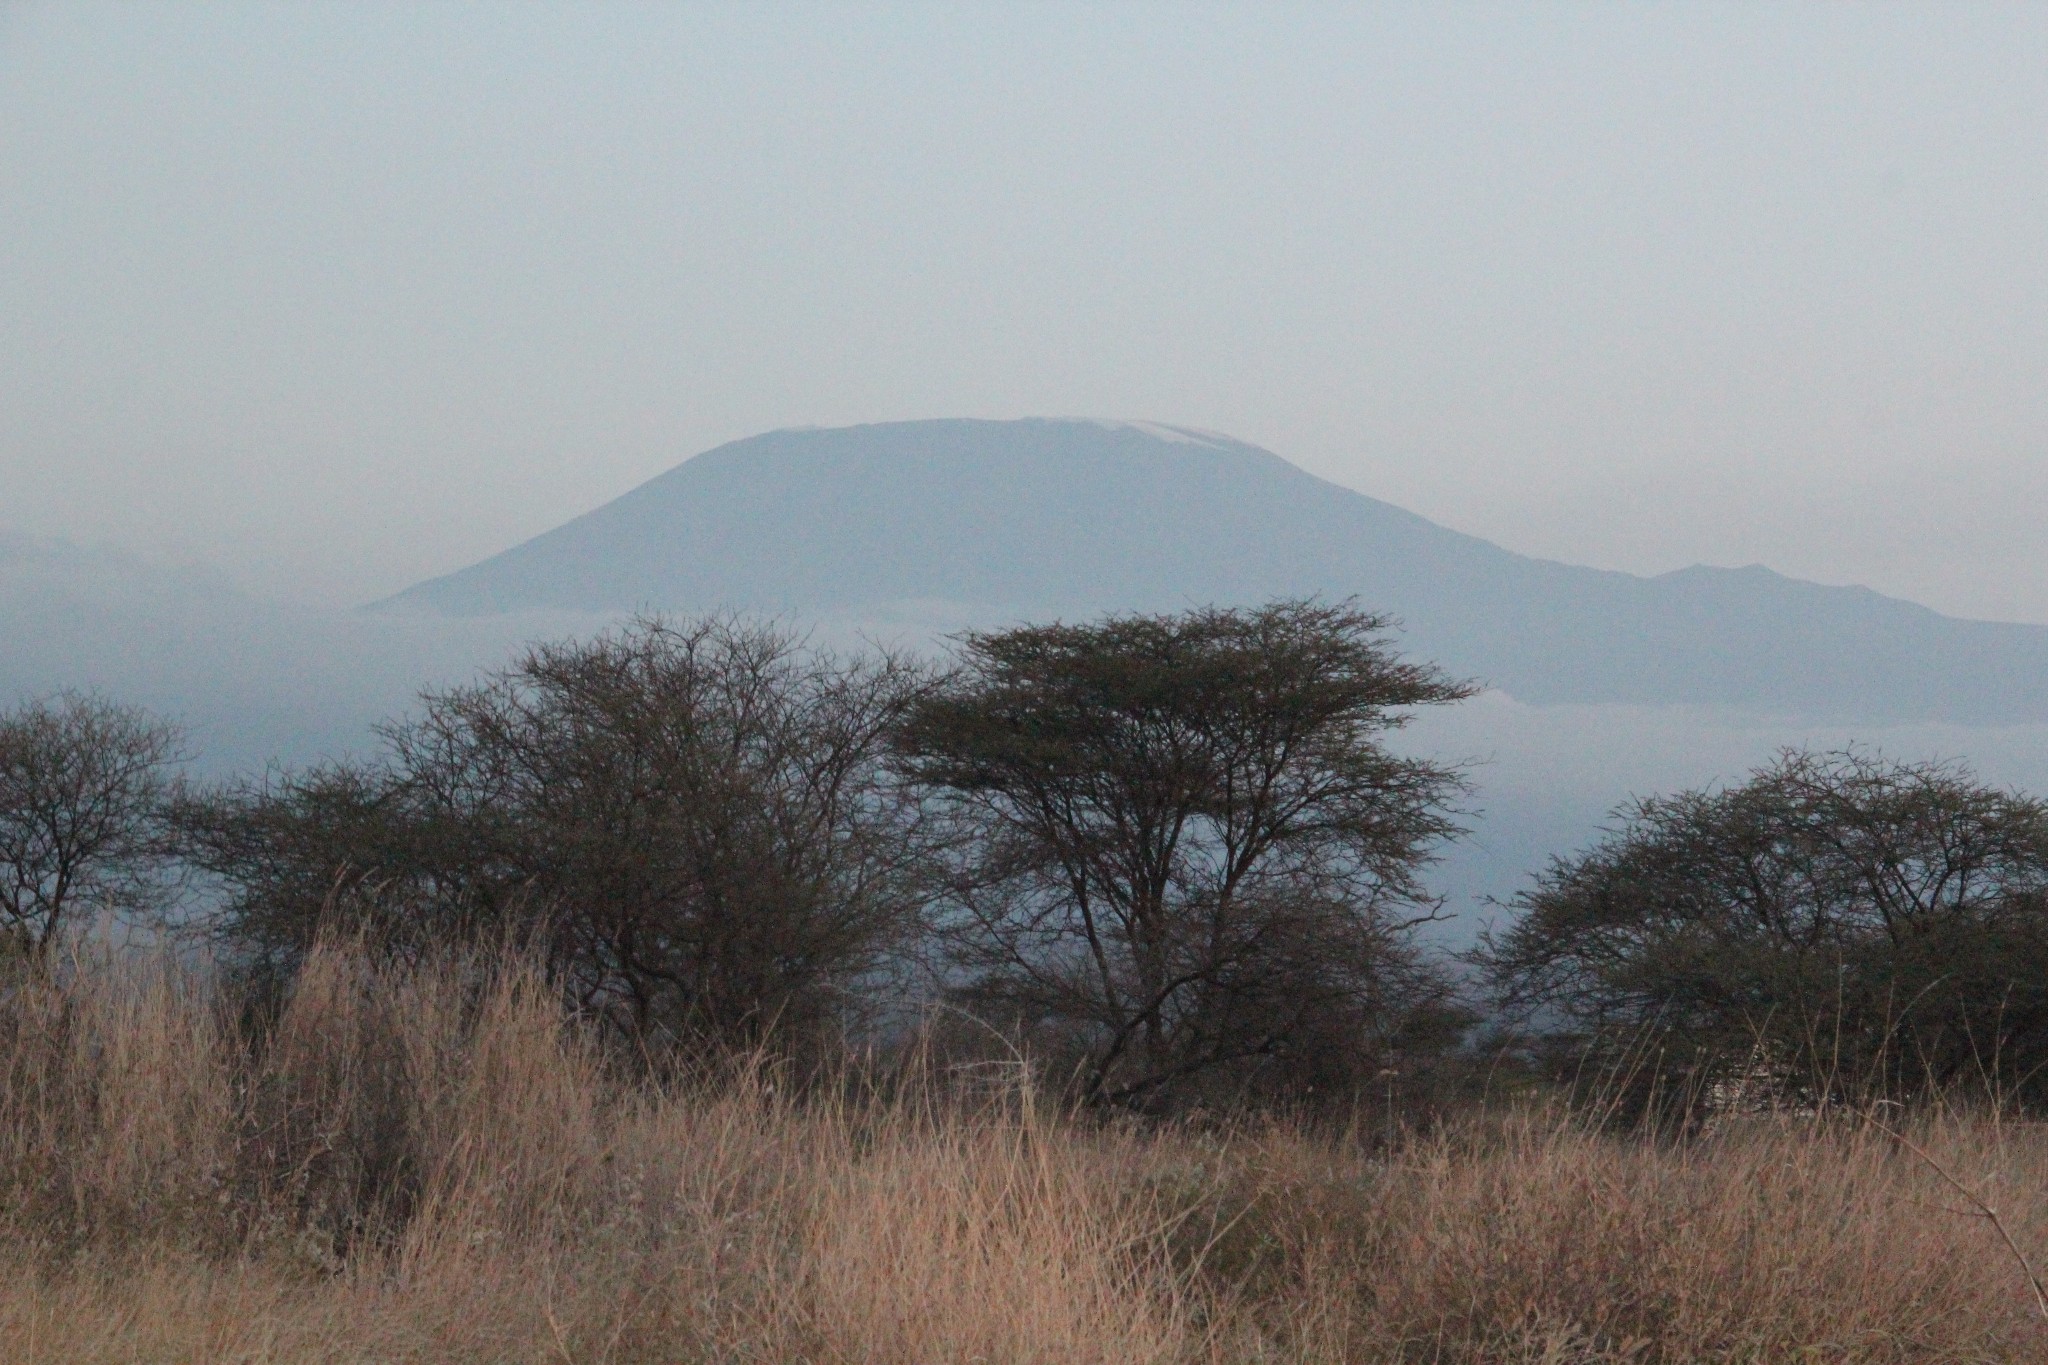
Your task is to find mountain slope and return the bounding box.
[383,419,2048,723]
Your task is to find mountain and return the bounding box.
[15,445,2048,939]
[384,419,2048,724]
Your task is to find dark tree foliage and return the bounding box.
[178,618,935,1052]
[1482,748,2048,1110]
[171,762,492,981]
[895,600,1476,1111]
[0,692,181,962]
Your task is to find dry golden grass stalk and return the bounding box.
[2,945,2046,1363]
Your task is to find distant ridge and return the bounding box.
[383,419,2048,723]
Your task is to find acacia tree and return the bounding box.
[896,600,1475,1110]
[169,760,491,986]
[1482,748,2048,1108]
[181,617,935,1051]
[0,692,181,961]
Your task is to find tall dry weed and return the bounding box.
[3,945,2046,1362]
[0,953,236,1257]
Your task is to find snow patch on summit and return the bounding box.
[1101,420,1240,450]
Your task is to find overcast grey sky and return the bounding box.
[4,3,2046,614]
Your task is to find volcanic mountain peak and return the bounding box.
[382,419,2048,724]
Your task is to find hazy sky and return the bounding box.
[5,4,2046,615]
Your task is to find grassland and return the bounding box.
[4,945,2045,1363]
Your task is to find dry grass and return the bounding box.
[3,947,2046,1363]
